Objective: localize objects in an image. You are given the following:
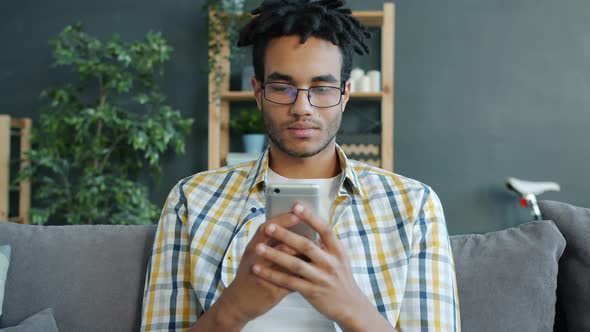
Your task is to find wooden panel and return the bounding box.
[0,115,10,221]
[0,116,32,223]
[18,118,31,224]
[220,99,230,167]
[10,118,26,128]
[208,99,221,169]
[381,3,395,171]
[353,11,383,27]
[208,10,231,170]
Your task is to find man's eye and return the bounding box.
[270,86,289,93]
[313,87,332,94]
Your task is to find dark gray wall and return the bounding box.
[0,0,209,220]
[391,0,590,234]
[1,0,588,234]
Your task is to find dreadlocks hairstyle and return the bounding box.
[237,0,372,89]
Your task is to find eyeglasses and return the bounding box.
[261,82,345,108]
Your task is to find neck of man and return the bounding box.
[268,141,341,179]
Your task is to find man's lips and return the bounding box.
[287,123,319,138]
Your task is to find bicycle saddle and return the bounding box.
[506,177,561,196]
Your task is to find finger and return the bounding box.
[274,243,299,256]
[265,223,331,267]
[252,262,314,293]
[254,213,300,243]
[292,203,342,254]
[250,264,293,292]
[256,242,325,283]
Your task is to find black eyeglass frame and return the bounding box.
[261,82,346,108]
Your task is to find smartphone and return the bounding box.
[265,183,320,241]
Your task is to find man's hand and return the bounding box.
[251,204,394,332]
[218,213,302,328]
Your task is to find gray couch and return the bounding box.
[0,200,588,332]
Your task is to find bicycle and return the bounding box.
[505,177,561,221]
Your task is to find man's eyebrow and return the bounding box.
[265,72,339,84]
[266,72,294,82]
[310,74,339,83]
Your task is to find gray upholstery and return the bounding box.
[0,308,58,332]
[1,200,588,331]
[0,245,10,320]
[450,220,565,332]
[0,223,156,332]
[539,200,590,332]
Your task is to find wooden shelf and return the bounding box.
[0,115,31,224]
[221,91,383,101]
[352,11,384,27]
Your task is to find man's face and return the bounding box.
[253,36,350,158]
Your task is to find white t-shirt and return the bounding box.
[241,169,341,332]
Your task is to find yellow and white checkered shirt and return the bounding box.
[141,146,460,331]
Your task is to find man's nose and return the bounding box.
[290,89,313,116]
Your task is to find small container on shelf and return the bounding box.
[367,70,381,92]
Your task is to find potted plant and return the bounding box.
[16,23,193,225]
[230,107,266,153]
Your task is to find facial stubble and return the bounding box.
[261,103,343,158]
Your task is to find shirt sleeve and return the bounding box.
[397,187,461,331]
[140,181,200,331]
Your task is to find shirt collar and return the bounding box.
[245,144,364,198]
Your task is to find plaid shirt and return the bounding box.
[141,146,460,331]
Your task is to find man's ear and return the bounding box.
[341,80,352,112]
[252,77,262,110]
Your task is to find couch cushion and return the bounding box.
[450,220,565,332]
[539,200,590,332]
[0,245,10,319]
[0,223,156,331]
[0,308,58,332]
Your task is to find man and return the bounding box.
[141,0,460,331]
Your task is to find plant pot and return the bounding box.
[242,134,266,153]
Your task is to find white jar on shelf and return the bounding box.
[367,70,381,92]
[349,68,364,92]
[358,75,371,92]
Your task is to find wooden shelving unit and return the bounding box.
[0,115,31,224]
[208,3,395,171]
